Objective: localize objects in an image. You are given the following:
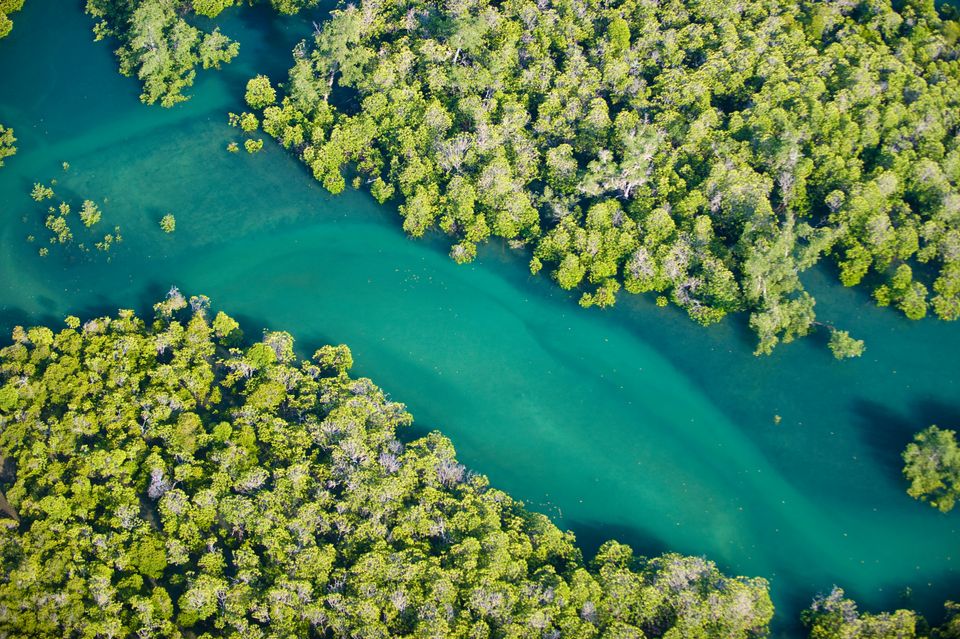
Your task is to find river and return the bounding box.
[0,2,957,635]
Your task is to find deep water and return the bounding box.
[0,2,958,635]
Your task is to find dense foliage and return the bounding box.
[801,587,960,639]
[803,587,929,639]
[0,292,775,638]
[0,125,14,168]
[242,0,960,355]
[84,0,240,106]
[0,0,24,38]
[803,587,920,638]
[903,425,960,512]
[189,0,320,18]
[83,0,323,106]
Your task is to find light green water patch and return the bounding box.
[1,2,958,635]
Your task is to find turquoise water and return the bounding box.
[1,2,958,634]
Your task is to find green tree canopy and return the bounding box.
[85,0,239,106]
[247,0,960,355]
[828,330,866,360]
[0,124,14,168]
[0,291,774,638]
[803,587,919,639]
[0,0,24,38]
[903,425,960,513]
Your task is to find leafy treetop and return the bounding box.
[903,425,960,513]
[0,0,24,38]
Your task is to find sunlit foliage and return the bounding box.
[904,425,960,513]
[249,0,960,355]
[85,0,240,106]
[0,292,775,637]
[803,587,920,639]
[0,0,24,38]
[0,125,14,168]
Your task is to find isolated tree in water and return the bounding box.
[903,426,960,513]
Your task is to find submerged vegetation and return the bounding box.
[0,293,776,638]
[228,110,266,154]
[233,0,959,356]
[160,213,176,233]
[26,181,121,256]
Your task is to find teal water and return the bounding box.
[1,2,958,634]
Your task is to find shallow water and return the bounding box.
[0,2,958,635]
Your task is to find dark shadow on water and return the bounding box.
[399,422,436,445]
[565,518,670,563]
[0,307,58,337]
[228,311,340,363]
[216,1,343,103]
[850,396,960,478]
[756,566,960,639]
[726,307,761,353]
[911,397,960,431]
[772,578,818,639]
[843,570,960,630]
[224,312,270,344]
[129,282,170,315]
[0,288,155,341]
[849,399,921,477]
[811,257,882,309]
[566,518,811,639]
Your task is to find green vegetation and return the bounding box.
[244,0,960,356]
[0,293,775,637]
[25,181,121,256]
[83,0,325,107]
[0,0,24,38]
[937,603,960,638]
[190,0,320,18]
[45,201,74,244]
[84,0,240,106]
[801,587,960,638]
[903,426,960,513]
[245,74,277,109]
[80,199,102,227]
[800,587,960,639]
[239,112,259,133]
[827,330,865,360]
[29,182,53,202]
[0,124,14,168]
[229,110,264,154]
[803,587,922,638]
[5,2,955,632]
